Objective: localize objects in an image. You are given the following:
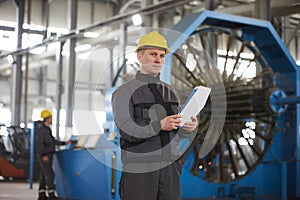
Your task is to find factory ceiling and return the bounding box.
[0,0,299,78]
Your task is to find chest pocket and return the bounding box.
[131,83,179,124]
[133,103,153,125]
[133,102,179,125]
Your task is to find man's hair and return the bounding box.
[137,47,166,55]
[137,48,146,54]
[43,116,51,122]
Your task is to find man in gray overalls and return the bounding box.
[112,31,198,200]
[36,109,71,200]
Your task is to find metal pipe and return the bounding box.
[205,0,214,10]
[286,20,300,48]
[109,48,114,87]
[38,65,47,105]
[65,0,78,128]
[119,22,127,74]
[42,0,50,39]
[88,1,95,111]
[111,152,117,195]
[277,96,300,105]
[29,121,36,189]
[141,0,153,27]
[24,0,32,130]
[11,0,25,126]
[254,0,270,21]
[55,42,64,140]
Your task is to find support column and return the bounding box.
[254,0,270,20]
[119,22,127,74]
[24,0,31,128]
[158,0,175,84]
[11,0,25,126]
[56,42,64,139]
[141,0,153,28]
[42,0,50,39]
[65,0,78,130]
[205,0,214,10]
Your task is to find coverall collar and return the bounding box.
[136,70,160,83]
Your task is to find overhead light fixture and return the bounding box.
[131,14,143,26]
[77,52,91,60]
[29,46,46,55]
[84,32,100,38]
[75,44,92,52]
[7,55,15,64]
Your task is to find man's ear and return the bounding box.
[137,52,142,62]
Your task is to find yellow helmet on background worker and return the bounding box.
[41,109,52,119]
[136,31,170,54]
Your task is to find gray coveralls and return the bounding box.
[35,124,66,197]
[112,71,191,200]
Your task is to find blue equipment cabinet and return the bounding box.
[54,134,121,200]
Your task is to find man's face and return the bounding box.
[137,48,166,76]
[46,116,52,125]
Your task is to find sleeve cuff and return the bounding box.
[150,120,161,133]
[178,129,194,138]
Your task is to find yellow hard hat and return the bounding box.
[41,109,52,119]
[136,31,170,54]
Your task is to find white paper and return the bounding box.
[179,86,211,126]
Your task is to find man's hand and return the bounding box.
[66,139,78,144]
[182,116,198,132]
[42,155,49,163]
[161,114,182,131]
[66,139,72,144]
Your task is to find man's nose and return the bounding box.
[154,56,162,63]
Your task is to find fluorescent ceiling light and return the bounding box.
[84,32,100,38]
[7,55,14,64]
[47,42,60,52]
[29,46,46,55]
[22,23,44,31]
[48,27,69,35]
[77,52,91,60]
[131,14,143,26]
[75,44,91,52]
[0,20,15,27]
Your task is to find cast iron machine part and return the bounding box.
[167,13,300,184]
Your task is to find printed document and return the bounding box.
[179,86,211,126]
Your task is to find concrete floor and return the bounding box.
[0,181,38,200]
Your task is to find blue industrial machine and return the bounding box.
[166,10,300,200]
[53,11,299,200]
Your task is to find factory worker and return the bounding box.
[36,109,72,200]
[112,31,198,200]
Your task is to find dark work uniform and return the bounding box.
[35,123,66,196]
[112,71,193,200]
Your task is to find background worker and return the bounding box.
[112,31,198,200]
[36,109,72,200]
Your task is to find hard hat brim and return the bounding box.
[136,46,170,54]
